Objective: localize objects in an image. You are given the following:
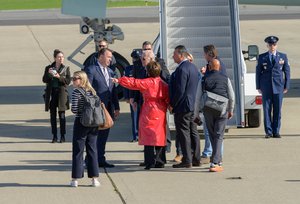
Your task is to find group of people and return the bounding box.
[42,35,290,187]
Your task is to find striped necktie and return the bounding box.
[102,67,109,86]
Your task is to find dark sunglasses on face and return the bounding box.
[72,77,81,81]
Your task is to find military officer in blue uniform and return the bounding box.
[256,36,290,138]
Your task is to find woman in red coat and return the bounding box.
[112,61,169,170]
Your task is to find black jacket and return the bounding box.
[42,63,71,111]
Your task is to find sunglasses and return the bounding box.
[72,77,81,81]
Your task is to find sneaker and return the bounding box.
[200,156,210,164]
[70,180,78,187]
[209,164,223,172]
[173,155,183,163]
[92,178,101,187]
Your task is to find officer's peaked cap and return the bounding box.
[264,36,279,44]
[131,50,141,59]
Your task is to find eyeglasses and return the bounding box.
[72,77,81,81]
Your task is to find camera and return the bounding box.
[50,69,57,76]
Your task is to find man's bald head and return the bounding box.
[209,58,220,71]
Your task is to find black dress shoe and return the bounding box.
[99,162,115,168]
[265,134,272,139]
[51,138,58,143]
[172,163,192,168]
[60,135,65,143]
[144,164,155,170]
[192,162,201,167]
[154,163,165,168]
[139,162,146,166]
[273,134,281,138]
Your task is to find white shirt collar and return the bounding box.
[177,59,188,67]
[269,51,277,56]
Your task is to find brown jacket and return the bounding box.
[42,63,71,111]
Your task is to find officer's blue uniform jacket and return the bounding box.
[256,51,290,94]
[256,50,290,136]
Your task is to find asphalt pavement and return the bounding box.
[1,5,300,25]
[1,6,300,204]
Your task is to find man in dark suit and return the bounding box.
[83,39,117,71]
[170,45,201,168]
[85,48,120,168]
[256,36,290,139]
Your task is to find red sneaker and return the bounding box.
[209,164,223,172]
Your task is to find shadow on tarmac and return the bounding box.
[0,111,133,143]
[285,79,300,98]
[0,117,74,142]
[0,183,70,188]
[0,86,75,105]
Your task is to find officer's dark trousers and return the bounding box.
[144,146,166,166]
[174,112,200,164]
[203,108,227,165]
[72,118,99,178]
[262,92,283,135]
[50,88,66,138]
[130,104,138,141]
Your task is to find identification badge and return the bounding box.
[263,63,267,69]
[279,58,284,64]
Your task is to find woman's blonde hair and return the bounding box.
[186,52,194,62]
[73,71,96,95]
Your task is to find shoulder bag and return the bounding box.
[98,103,114,130]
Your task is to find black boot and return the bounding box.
[60,135,65,143]
[51,135,58,143]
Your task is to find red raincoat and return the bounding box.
[118,76,169,146]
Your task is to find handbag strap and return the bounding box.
[58,66,68,75]
[76,87,87,96]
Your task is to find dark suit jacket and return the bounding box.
[170,60,200,113]
[123,65,134,100]
[83,52,117,71]
[256,51,290,94]
[84,62,120,117]
[156,57,170,83]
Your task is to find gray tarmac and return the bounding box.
[1,5,300,25]
[1,8,300,204]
